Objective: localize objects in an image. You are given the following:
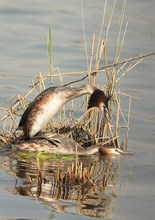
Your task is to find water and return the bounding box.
[0,0,155,219]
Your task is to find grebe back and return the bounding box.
[13,133,99,155]
[18,84,108,139]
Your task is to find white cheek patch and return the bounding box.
[30,96,65,137]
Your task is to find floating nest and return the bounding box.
[50,123,94,147]
[0,73,131,155]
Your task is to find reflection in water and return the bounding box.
[1,154,132,218]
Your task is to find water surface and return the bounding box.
[0,0,155,219]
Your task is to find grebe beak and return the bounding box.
[104,95,112,110]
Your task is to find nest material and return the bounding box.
[51,123,93,148]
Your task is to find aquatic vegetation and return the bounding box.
[15,150,76,162]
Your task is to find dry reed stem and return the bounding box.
[114,0,127,62]
[125,96,132,148]
[9,52,152,86]
[99,52,155,71]
[96,0,107,63]
[88,33,95,83]
[81,0,88,69]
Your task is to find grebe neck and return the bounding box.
[64,84,96,100]
[79,84,96,94]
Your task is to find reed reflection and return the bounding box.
[7,154,131,218]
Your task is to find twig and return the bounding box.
[99,51,155,70]
[62,52,155,87]
[125,96,132,148]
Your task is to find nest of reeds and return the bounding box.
[0,0,154,152]
[0,49,145,151]
[0,70,134,151]
[0,50,146,151]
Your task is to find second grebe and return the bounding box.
[17,84,108,139]
[99,145,133,155]
[12,133,99,155]
[10,134,132,155]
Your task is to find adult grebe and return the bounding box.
[17,84,108,139]
[11,134,132,155]
[12,133,99,155]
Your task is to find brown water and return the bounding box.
[0,0,155,219]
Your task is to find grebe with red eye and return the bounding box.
[17,84,109,140]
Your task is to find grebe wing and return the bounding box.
[18,87,57,127]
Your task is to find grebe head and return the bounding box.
[99,146,121,155]
[88,88,110,111]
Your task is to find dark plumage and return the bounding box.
[88,89,108,109]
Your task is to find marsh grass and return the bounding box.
[0,0,154,150]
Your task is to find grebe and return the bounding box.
[13,133,99,155]
[11,134,132,155]
[99,145,133,155]
[17,84,108,139]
